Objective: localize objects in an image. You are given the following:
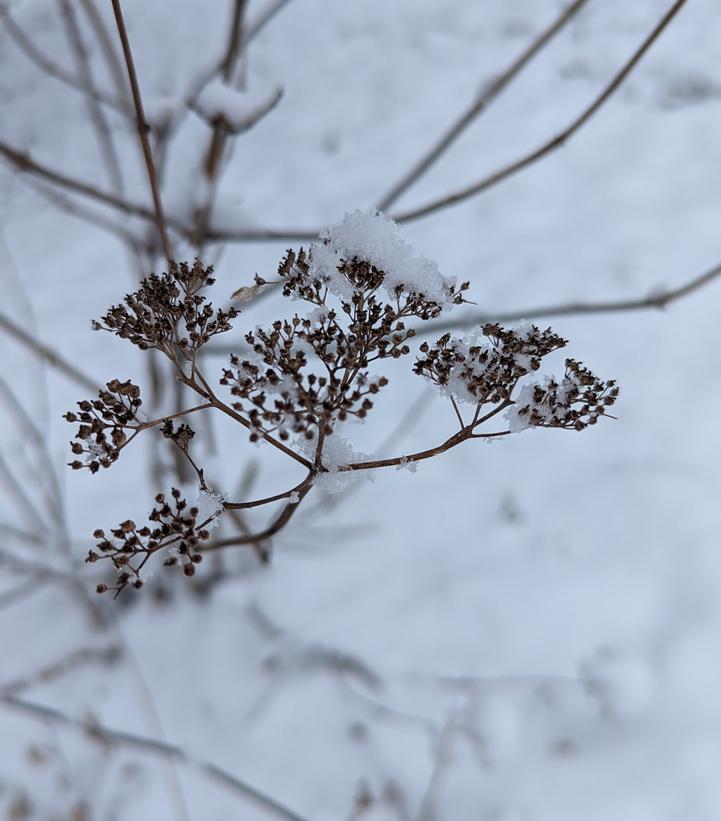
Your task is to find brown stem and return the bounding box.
[225,474,312,510]
[135,402,214,431]
[204,482,312,551]
[450,397,464,429]
[391,0,689,223]
[0,139,316,243]
[376,0,589,211]
[183,373,313,470]
[78,0,130,105]
[221,0,249,81]
[341,428,471,473]
[0,140,159,225]
[417,258,721,337]
[111,0,173,263]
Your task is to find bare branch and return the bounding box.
[0,451,51,534]
[203,224,320,243]
[0,1,128,115]
[376,0,590,212]
[78,0,131,105]
[225,475,311,510]
[204,482,312,551]
[22,178,139,246]
[244,0,295,45]
[59,0,125,193]
[183,371,314,470]
[391,0,689,223]
[340,428,510,474]
[0,377,65,528]
[1,695,310,821]
[221,0,249,82]
[0,140,156,224]
[111,0,173,263]
[417,258,721,337]
[0,140,318,245]
[0,645,120,696]
[0,578,46,611]
[0,310,98,391]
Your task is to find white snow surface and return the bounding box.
[2,1,721,819]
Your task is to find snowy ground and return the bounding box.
[2,0,721,819]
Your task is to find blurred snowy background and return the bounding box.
[1,0,721,818]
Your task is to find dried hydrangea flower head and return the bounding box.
[65,210,617,594]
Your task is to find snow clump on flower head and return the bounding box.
[309,208,458,306]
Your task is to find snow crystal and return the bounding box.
[395,455,418,474]
[505,383,540,433]
[310,209,456,304]
[194,486,226,530]
[504,371,579,432]
[287,491,300,504]
[84,440,106,463]
[298,431,371,494]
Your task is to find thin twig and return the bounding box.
[244,0,295,45]
[111,0,173,263]
[0,310,98,391]
[0,452,51,535]
[77,0,130,107]
[376,0,589,211]
[25,179,139,247]
[0,1,128,115]
[0,377,65,528]
[203,225,319,243]
[180,0,294,123]
[59,0,125,193]
[341,427,510,473]
[391,0,689,223]
[191,0,249,250]
[0,578,46,611]
[1,138,318,244]
[224,476,310,510]
[0,645,120,697]
[221,0,249,81]
[183,371,313,470]
[0,140,156,223]
[417,258,721,337]
[204,482,312,551]
[1,695,310,821]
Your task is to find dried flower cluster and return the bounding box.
[88,489,209,596]
[65,211,618,595]
[64,379,142,473]
[91,259,237,361]
[508,359,619,432]
[220,247,467,441]
[414,323,568,406]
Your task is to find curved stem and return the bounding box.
[203,482,313,551]
[224,474,312,510]
[183,371,313,470]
